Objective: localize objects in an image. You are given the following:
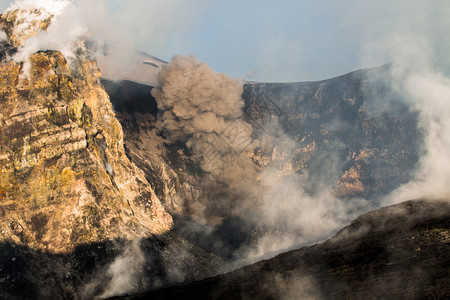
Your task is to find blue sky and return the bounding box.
[1,0,449,82]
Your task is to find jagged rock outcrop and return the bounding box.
[0,7,172,253]
[115,198,450,300]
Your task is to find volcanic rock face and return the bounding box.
[0,9,171,253]
[103,80,193,216]
[243,66,421,200]
[117,198,450,300]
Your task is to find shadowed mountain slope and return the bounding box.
[113,198,450,300]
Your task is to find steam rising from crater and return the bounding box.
[384,65,450,203]
[351,1,450,203]
[98,240,146,299]
[3,0,88,76]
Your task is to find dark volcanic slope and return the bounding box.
[113,199,450,300]
[0,231,226,299]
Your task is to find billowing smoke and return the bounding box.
[152,55,258,186]
[153,55,360,261]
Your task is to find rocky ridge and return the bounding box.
[0,7,172,253]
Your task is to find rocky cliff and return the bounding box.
[103,79,201,216]
[0,7,172,253]
[0,6,230,300]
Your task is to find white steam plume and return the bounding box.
[98,240,146,299]
[385,66,450,203]
[4,0,88,76]
[346,1,450,204]
[81,239,146,299]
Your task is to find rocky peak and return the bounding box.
[0,7,172,253]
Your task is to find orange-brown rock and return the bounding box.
[0,45,172,253]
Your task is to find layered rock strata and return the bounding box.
[0,8,172,253]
